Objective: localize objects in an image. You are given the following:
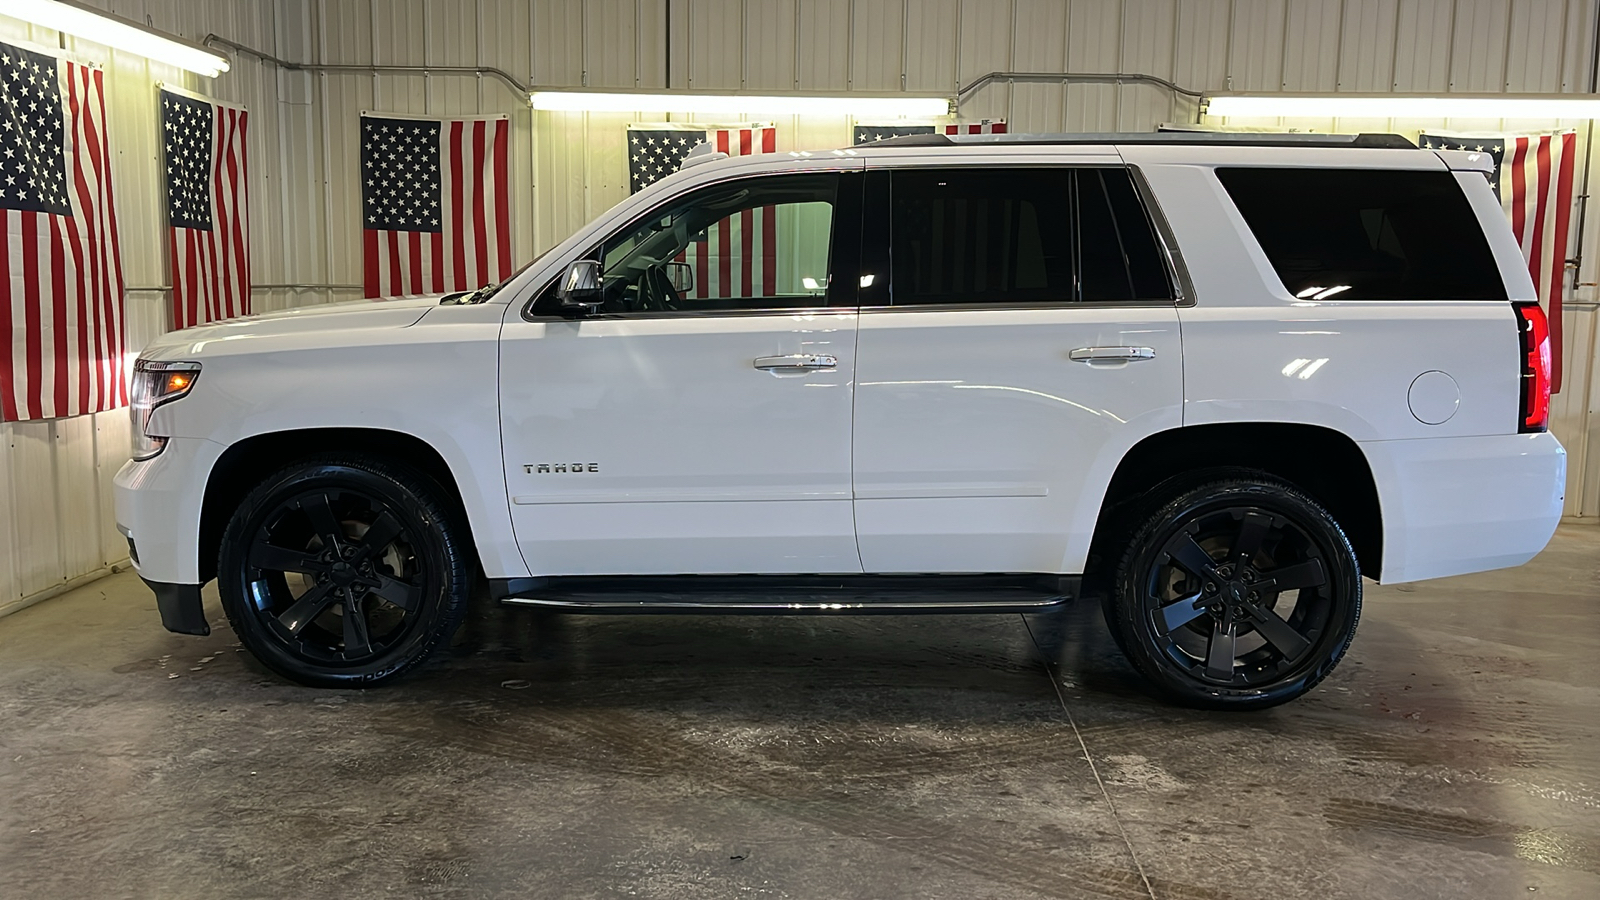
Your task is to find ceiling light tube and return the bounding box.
[530,90,951,118]
[1206,92,1600,120]
[5,0,231,77]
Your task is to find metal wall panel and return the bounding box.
[797,0,852,90]
[1393,0,1455,90]
[1338,0,1399,90]
[0,1,311,613]
[1120,0,1179,130]
[1283,0,1343,91]
[1066,0,1126,131]
[1449,0,1510,92]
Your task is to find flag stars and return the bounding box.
[0,41,71,215]
[360,115,443,233]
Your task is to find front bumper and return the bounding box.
[1362,431,1566,583]
[113,436,227,585]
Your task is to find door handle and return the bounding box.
[1069,346,1156,363]
[753,354,838,371]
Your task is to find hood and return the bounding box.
[137,295,445,360]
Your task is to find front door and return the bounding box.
[852,162,1185,574]
[500,170,863,576]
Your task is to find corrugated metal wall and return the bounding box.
[5,0,1600,617]
[0,0,311,616]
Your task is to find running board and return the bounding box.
[490,575,1077,615]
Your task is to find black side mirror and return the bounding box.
[663,260,695,294]
[558,259,604,317]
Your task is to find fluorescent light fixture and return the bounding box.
[1206,92,1600,120]
[7,0,231,76]
[531,90,951,118]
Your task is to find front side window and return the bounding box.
[885,167,1171,306]
[559,173,840,315]
[1216,167,1507,301]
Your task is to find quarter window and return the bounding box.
[886,167,1172,306]
[1216,167,1507,301]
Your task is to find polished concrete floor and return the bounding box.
[3,528,1599,900]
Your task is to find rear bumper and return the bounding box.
[144,579,209,636]
[1362,431,1565,583]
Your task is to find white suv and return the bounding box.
[114,132,1565,709]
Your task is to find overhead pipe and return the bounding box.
[956,71,1206,105]
[202,34,530,99]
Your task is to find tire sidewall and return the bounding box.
[1111,478,1362,710]
[218,459,465,687]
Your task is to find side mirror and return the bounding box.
[557,259,604,316]
[663,261,695,294]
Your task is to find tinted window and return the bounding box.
[888,168,1172,305]
[1078,169,1173,301]
[1216,168,1506,301]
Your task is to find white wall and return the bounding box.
[4,0,1600,617]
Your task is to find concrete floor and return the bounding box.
[2,529,1598,900]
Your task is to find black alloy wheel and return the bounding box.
[1105,473,1361,710]
[218,456,470,687]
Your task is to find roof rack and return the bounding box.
[865,132,1417,150]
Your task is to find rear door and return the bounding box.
[851,159,1185,574]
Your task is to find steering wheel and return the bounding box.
[637,263,683,312]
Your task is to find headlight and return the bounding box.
[130,359,201,460]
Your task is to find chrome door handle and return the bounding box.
[1069,346,1156,363]
[754,354,838,371]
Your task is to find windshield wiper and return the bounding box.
[441,283,497,305]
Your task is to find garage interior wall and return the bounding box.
[3,0,1599,616]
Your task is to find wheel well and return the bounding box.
[1084,423,1383,590]
[197,428,475,583]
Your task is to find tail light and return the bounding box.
[1514,302,1551,433]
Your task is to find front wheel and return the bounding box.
[1105,474,1362,710]
[218,455,471,688]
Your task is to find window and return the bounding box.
[1216,167,1507,301]
[1077,168,1174,301]
[541,173,840,316]
[885,167,1171,306]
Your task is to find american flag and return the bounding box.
[853,121,1007,145]
[161,89,249,330]
[361,114,511,299]
[854,124,935,144]
[945,119,1007,135]
[627,123,778,300]
[1421,132,1576,391]
[0,41,125,422]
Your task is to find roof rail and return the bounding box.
[862,132,1416,150]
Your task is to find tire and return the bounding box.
[217,455,471,688]
[1103,472,1362,710]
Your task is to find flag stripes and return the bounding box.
[362,115,511,298]
[163,90,249,330]
[2,45,125,422]
[945,120,1007,135]
[684,125,778,300]
[1503,132,1576,392]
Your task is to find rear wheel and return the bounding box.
[1105,474,1361,710]
[218,456,470,687]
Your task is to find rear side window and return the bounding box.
[1216,167,1506,301]
[887,167,1171,305]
